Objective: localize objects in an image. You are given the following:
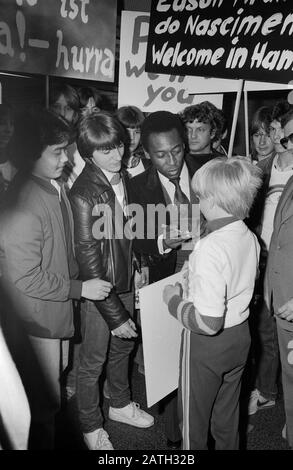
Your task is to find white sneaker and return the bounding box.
[83,428,114,450]
[109,402,154,428]
[248,389,276,415]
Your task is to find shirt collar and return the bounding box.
[274,153,293,172]
[206,216,240,234]
[30,174,61,197]
[50,179,62,201]
[100,167,121,184]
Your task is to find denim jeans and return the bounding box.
[254,301,280,400]
[77,291,135,433]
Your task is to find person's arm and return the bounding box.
[163,245,226,335]
[69,192,135,333]
[163,283,224,335]
[0,327,30,450]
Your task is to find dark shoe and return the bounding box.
[166,438,181,449]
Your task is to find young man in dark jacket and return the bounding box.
[0,109,111,449]
[69,111,154,451]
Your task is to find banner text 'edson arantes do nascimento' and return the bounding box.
[145,0,293,84]
[0,0,116,82]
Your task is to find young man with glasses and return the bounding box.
[264,106,293,448]
[248,101,293,424]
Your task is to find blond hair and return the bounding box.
[192,157,262,219]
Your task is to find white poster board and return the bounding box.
[118,11,223,113]
[186,76,293,94]
[139,271,184,408]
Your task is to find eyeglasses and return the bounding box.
[280,133,293,149]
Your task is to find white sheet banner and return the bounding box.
[139,272,184,408]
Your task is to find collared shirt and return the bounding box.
[206,216,239,234]
[127,159,145,178]
[101,168,125,211]
[50,178,62,200]
[260,154,293,250]
[158,163,190,255]
[158,162,190,203]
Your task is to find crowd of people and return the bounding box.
[1,82,293,451]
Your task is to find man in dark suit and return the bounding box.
[265,107,293,448]
[128,111,201,449]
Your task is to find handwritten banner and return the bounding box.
[146,0,293,84]
[118,11,223,113]
[0,0,117,82]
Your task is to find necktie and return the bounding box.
[110,172,121,185]
[170,177,192,232]
[170,177,190,206]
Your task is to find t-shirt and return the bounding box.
[260,155,293,251]
[185,150,224,177]
[188,220,260,329]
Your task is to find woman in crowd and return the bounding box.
[250,106,275,164]
[49,82,85,188]
[116,105,151,178]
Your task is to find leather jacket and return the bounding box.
[69,161,133,330]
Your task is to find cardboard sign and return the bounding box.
[139,272,184,408]
[146,0,293,84]
[0,0,116,82]
[118,11,223,112]
[187,76,293,94]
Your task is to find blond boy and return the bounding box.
[163,157,262,450]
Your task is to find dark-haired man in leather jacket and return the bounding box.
[69,111,154,451]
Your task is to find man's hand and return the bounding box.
[163,225,192,250]
[112,318,138,339]
[277,299,293,322]
[163,282,183,305]
[134,267,149,290]
[81,278,112,300]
